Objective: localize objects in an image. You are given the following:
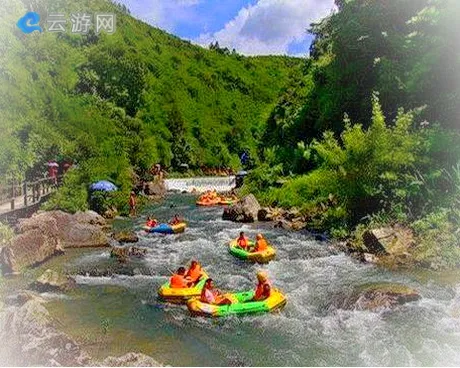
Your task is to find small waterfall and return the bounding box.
[165,176,236,193]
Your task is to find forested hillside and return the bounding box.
[244,0,460,268]
[0,0,300,188]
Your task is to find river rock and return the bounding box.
[362,225,414,256]
[258,208,273,222]
[34,269,76,292]
[0,294,91,366]
[101,352,161,367]
[222,194,261,223]
[340,283,421,311]
[144,179,167,197]
[113,231,139,243]
[111,246,147,262]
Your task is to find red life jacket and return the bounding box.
[237,237,248,249]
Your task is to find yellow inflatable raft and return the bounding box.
[158,272,208,303]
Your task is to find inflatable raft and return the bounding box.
[196,199,220,206]
[228,240,276,263]
[144,222,186,234]
[158,272,208,303]
[187,289,286,317]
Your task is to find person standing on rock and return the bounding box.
[129,191,137,217]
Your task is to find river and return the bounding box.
[36,187,460,366]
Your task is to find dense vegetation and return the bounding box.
[243,0,460,268]
[0,0,300,212]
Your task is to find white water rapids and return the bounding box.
[38,179,460,366]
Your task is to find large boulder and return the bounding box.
[101,352,161,367]
[18,211,109,249]
[362,225,414,256]
[1,211,110,274]
[222,194,261,223]
[74,210,107,227]
[62,223,109,248]
[336,283,421,311]
[34,269,76,292]
[144,179,167,197]
[0,218,63,274]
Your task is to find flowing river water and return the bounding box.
[19,178,460,366]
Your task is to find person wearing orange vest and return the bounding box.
[170,267,191,289]
[186,260,203,284]
[236,231,249,250]
[254,233,268,252]
[253,271,271,301]
[200,279,232,305]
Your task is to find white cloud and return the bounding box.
[196,0,335,55]
[117,0,202,32]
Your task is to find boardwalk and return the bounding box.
[0,177,58,219]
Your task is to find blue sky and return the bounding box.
[117,0,335,56]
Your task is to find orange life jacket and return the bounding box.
[186,265,202,282]
[254,281,271,301]
[255,239,268,252]
[170,274,187,289]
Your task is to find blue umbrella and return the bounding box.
[90,180,118,192]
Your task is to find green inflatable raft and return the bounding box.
[228,240,276,264]
[186,289,286,317]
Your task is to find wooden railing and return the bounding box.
[0,176,61,214]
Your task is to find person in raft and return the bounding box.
[170,267,193,289]
[146,216,158,228]
[185,260,203,284]
[252,271,271,301]
[253,233,268,252]
[200,278,232,305]
[236,231,250,250]
[169,214,181,225]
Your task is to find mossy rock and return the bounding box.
[336,282,421,311]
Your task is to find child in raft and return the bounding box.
[236,231,250,250]
[200,278,232,305]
